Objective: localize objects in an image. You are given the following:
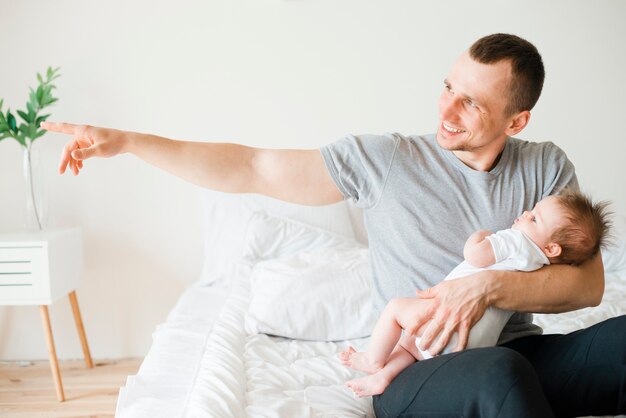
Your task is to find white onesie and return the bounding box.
[416,228,550,359]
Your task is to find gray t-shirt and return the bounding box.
[320,133,578,343]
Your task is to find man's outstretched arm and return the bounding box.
[43,122,344,206]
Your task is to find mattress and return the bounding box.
[116,266,626,418]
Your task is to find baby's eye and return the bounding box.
[531,217,537,223]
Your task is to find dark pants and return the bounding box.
[373,315,626,418]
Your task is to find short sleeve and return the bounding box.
[487,229,549,271]
[487,229,522,263]
[541,142,579,197]
[320,134,399,209]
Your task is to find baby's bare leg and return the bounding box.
[341,297,416,373]
[346,340,419,397]
[341,297,430,374]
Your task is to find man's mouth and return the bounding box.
[442,122,466,134]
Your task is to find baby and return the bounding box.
[341,191,611,397]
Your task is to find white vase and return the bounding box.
[23,142,47,231]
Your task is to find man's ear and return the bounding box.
[544,242,562,258]
[505,110,531,136]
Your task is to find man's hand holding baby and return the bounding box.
[414,271,493,355]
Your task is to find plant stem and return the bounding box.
[26,143,42,230]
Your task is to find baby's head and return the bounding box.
[511,191,611,265]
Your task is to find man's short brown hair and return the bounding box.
[469,33,545,116]
[550,191,612,265]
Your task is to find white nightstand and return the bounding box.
[0,227,93,402]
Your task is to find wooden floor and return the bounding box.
[0,358,142,418]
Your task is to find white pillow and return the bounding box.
[241,211,364,264]
[243,212,375,341]
[602,213,626,275]
[197,190,365,286]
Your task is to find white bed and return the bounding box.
[116,191,626,418]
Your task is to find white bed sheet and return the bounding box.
[117,265,626,418]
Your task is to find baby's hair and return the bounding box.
[550,190,612,265]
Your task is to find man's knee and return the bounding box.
[589,315,626,364]
[374,347,552,418]
[485,348,554,417]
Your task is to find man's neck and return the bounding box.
[453,141,507,172]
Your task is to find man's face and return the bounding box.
[436,52,515,156]
[511,196,565,250]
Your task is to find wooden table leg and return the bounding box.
[68,290,94,369]
[39,305,65,402]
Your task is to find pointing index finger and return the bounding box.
[40,121,77,135]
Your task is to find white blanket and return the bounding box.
[117,264,626,418]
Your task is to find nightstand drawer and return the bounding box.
[0,247,47,301]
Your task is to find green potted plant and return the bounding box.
[0,67,60,230]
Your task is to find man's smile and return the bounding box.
[442,122,466,134]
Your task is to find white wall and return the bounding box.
[1,0,624,360]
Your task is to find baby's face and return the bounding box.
[511,196,565,249]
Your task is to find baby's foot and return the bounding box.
[345,374,390,398]
[339,347,383,374]
[339,346,356,365]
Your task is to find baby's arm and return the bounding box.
[463,230,496,268]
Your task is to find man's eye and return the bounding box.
[464,99,478,109]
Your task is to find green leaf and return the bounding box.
[0,98,3,110]
[16,133,26,147]
[37,73,43,84]
[44,97,58,106]
[35,114,50,125]
[7,111,17,133]
[27,124,38,139]
[46,67,52,79]
[0,111,5,123]
[17,110,32,123]
[29,96,39,112]
[40,88,57,107]
[34,129,47,139]
[50,67,61,80]
[36,85,44,106]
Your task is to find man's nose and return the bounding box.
[439,94,459,121]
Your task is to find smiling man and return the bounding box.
[44,33,625,417]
